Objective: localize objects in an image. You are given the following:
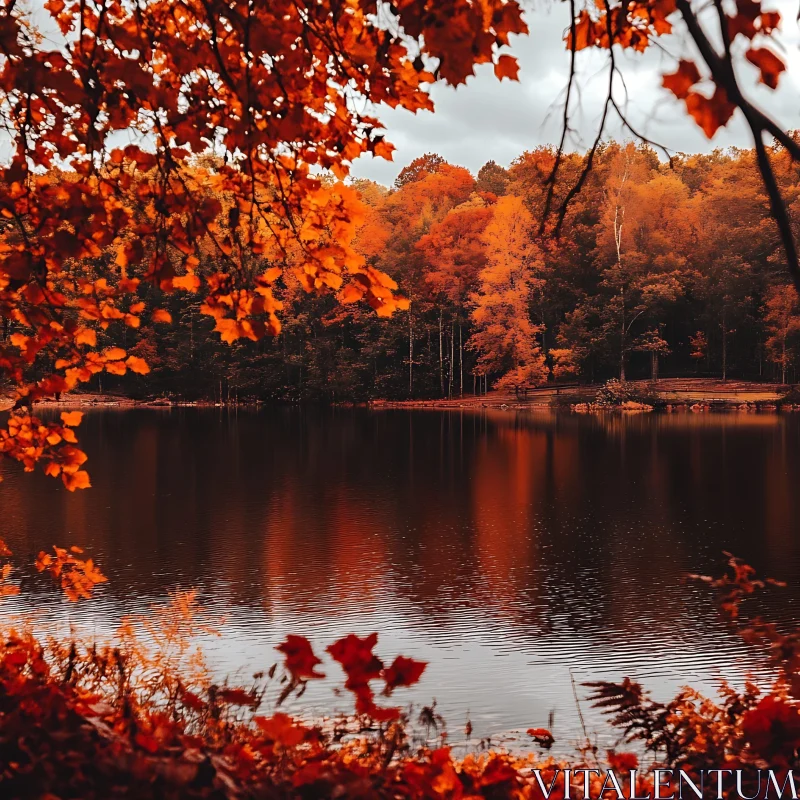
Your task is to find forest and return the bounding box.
[74,141,800,404]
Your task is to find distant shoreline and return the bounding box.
[1,378,796,414]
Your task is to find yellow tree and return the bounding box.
[764,285,800,384]
[468,196,546,392]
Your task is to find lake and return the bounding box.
[2,407,800,749]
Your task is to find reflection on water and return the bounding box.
[2,408,800,743]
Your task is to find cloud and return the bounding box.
[351,0,800,185]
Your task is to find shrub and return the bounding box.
[594,379,656,408]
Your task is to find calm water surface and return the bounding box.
[2,408,800,746]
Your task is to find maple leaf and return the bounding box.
[340,283,366,304]
[373,139,395,160]
[44,0,66,15]
[685,87,736,138]
[662,60,701,99]
[125,356,150,375]
[746,46,785,89]
[60,411,83,427]
[63,470,91,491]
[568,11,597,50]
[276,635,325,681]
[383,655,427,694]
[327,633,383,688]
[105,361,127,376]
[494,55,520,81]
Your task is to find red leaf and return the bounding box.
[125,355,150,375]
[63,470,91,491]
[685,87,736,138]
[151,309,172,324]
[746,47,785,89]
[327,633,383,688]
[276,635,325,681]
[383,655,427,694]
[662,60,701,100]
[494,55,520,81]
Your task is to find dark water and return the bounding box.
[2,408,800,746]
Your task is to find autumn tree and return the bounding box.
[469,196,547,391]
[586,148,684,379]
[0,0,528,482]
[476,161,511,197]
[418,195,490,397]
[764,285,800,384]
[689,330,708,372]
[553,305,604,381]
[394,153,447,188]
[633,328,671,382]
[687,154,769,379]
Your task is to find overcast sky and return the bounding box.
[351,0,800,185]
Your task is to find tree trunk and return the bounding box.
[408,306,413,398]
[619,290,626,381]
[459,324,463,397]
[783,331,787,385]
[438,310,444,397]
[449,322,454,399]
[758,336,763,377]
[722,308,727,382]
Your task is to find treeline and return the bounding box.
[92,142,800,401]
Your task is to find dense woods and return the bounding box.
[65,142,800,403]
[3,0,800,481]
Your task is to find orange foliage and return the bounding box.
[0,0,526,484]
[419,201,493,304]
[35,545,107,601]
[469,196,547,389]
